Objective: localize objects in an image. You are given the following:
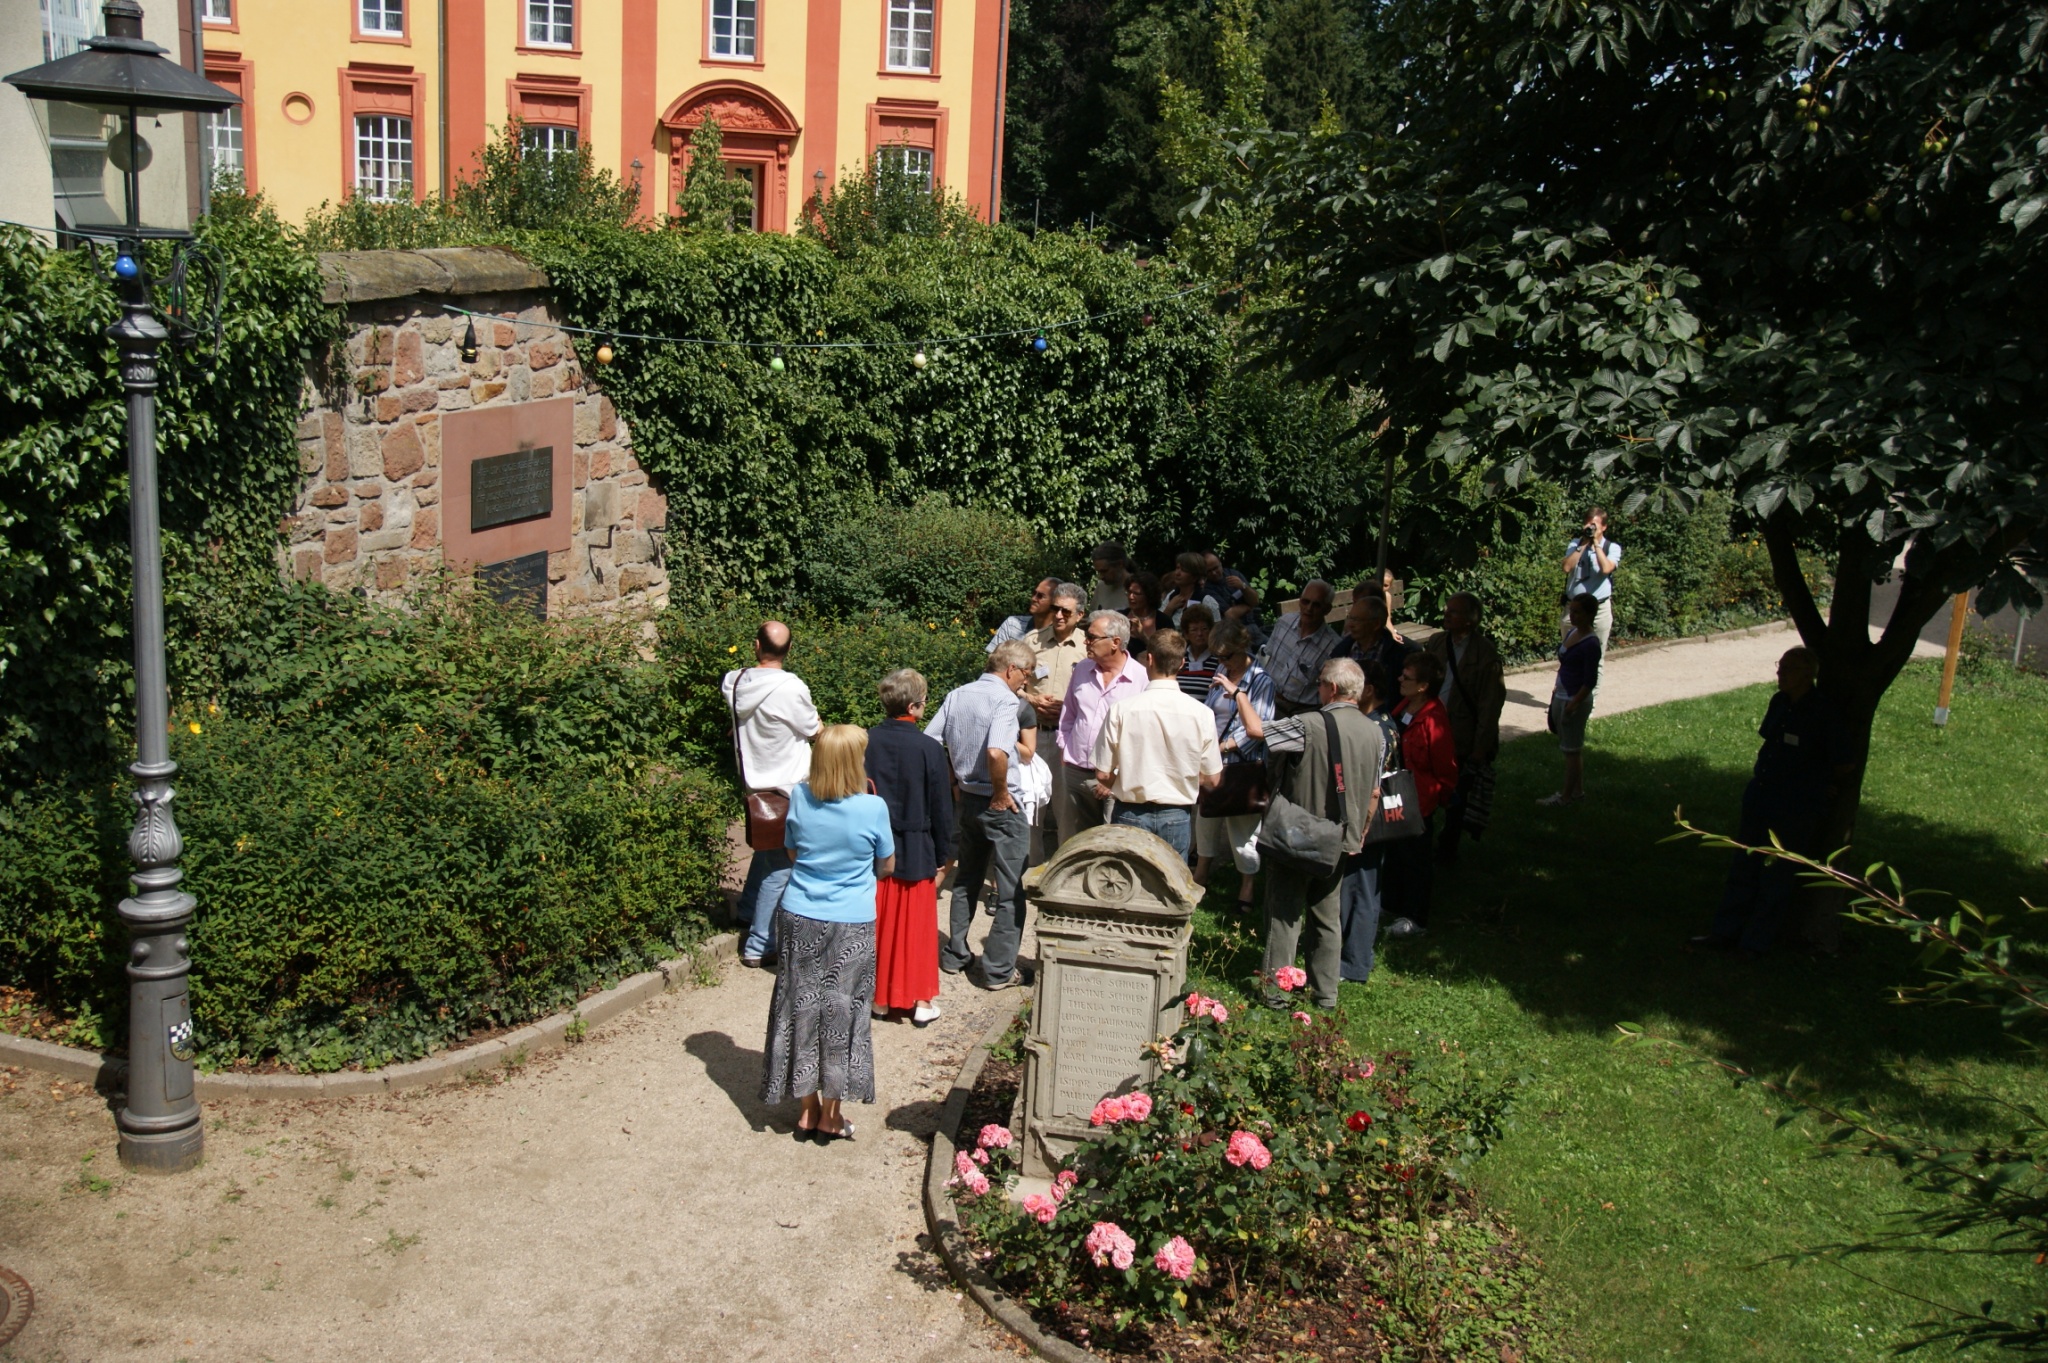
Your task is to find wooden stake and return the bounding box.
[1933,591,1969,727]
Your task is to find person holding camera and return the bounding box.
[1562,507,1622,688]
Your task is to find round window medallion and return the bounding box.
[282,92,315,124]
[1083,860,1135,904]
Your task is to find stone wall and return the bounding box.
[285,248,669,617]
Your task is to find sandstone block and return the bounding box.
[529,339,561,370]
[347,427,383,478]
[311,484,348,509]
[422,315,453,343]
[588,447,612,480]
[493,322,516,347]
[532,368,557,399]
[425,341,457,376]
[409,507,439,550]
[573,399,601,446]
[638,489,667,529]
[583,479,619,531]
[292,547,323,581]
[414,481,439,507]
[619,563,657,594]
[322,412,347,480]
[324,526,358,565]
[375,555,408,591]
[478,380,506,404]
[505,366,531,403]
[572,449,589,488]
[353,479,384,499]
[359,367,390,394]
[438,387,474,411]
[416,414,441,466]
[395,330,425,387]
[382,422,425,480]
[372,327,397,364]
[299,442,325,476]
[360,502,384,533]
[598,396,618,441]
[360,528,409,553]
[547,548,573,583]
[613,530,654,565]
[297,414,324,442]
[402,385,439,413]
[375,393,402,422]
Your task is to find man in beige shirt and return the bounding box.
[1024,582,1090,859]
[1091,629,1223,859]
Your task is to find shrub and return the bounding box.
[952,988,1522,1346]
[797,495,1057,629]
[657,598,987,774]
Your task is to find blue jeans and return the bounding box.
[1112,803,1192,858]
[942,793,1031,983]
[1338,850,1384,983]
[738,847,792,960]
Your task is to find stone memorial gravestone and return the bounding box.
[1018,825,1200,1178]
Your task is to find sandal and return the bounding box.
[816,1118,856,1143]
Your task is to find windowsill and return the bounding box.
[353,31,411,45]
[516,42,581,57]
[702,53,767,68]
[880,65,939,78]
[201,18,239,33]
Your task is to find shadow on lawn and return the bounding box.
[1204,736,2042,1133]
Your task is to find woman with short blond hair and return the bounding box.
[762,724,895,1142]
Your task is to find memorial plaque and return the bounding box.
[470,446,555,532]
[1051,966,1155,1116]
[478,550,548,619]
[1018,825,1201,1177]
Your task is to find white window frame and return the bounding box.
[354,114,413,202]
[525,0,574,48]
[199,0,233,24]
[204,105,244,177]
[359,0,404,36]
[521,124,578,160]
[708,0,757,61]
[885,0,935,73]
[877,145,934,193]
[40,0,101,61]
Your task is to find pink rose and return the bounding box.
[1207,1000,1230,1023]
[954,1150,978,1180]
[1292,1010,1312,1025]
[1086,1221,1137,1272]
[1123,1091,1154,1122]
[964,1170,991,1197]
[1274,966,1308,992]
[1090,1095,1130,1127]
[1184,992,1229,1023]
[1225,1130,1272,1170]
[1022,1192,1058,1224]
[977,1124,1014,1150]
[1153,1235,1197,1280]
[1052,1170,1078,1203]
[1360,1060,1376,1079]
[972,1147,990,1166]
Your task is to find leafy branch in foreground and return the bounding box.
[1624,819,2048,1355]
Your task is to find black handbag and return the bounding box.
[1197,760,1270,818]
[1256,712,1349,876]
[1360,767,1426,847]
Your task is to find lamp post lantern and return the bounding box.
[6,0,240,1175]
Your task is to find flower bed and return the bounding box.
[947,981,1557,1360]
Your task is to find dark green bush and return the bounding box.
[797,495,1058,628]
[657,598,988,775]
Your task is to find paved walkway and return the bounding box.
[0,621,1944,1361]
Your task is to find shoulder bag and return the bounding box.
[1362,710,1426,848]
[1256,711,1348,876]
[729,669,792,853]
[1196,680,1271,818]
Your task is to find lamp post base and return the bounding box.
[117,1119,205,1173]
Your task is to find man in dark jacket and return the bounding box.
[1691,647,1854,956]
[1259,658,1385,1009]
[1332,593,1412,712]
[1424,593,1507,863]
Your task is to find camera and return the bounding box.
[1581,524,1600,542]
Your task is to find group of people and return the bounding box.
[719,510,1846,1139]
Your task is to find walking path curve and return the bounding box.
[0,620,1942,1362]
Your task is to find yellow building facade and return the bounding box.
[197,0,1009,230]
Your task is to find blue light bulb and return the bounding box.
[114,254,140,280]
[1031,335,1048,353]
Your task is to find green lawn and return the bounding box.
[1193,659,2048,1361]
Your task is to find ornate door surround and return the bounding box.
[660,82,801,230]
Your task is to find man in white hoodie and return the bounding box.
[721,621,821,966]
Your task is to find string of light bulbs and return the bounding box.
[447,282,1206,370]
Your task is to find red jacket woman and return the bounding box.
[1393,660,1460,818]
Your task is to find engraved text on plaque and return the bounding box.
[470,447,555,532]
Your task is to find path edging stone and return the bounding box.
[0,933,737,1099]
[923,1002,1097,1363]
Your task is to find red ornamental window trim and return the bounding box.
[866,98,947,187]
[203,52,257,189]
[661,81,800,232]
[507,71,591,142]
[339,63,425,202]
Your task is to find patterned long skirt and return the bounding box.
[760,908,877,1105]
[873,876,940,1011]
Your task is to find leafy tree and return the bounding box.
[450,117,639,230]
[1237,0,2048,847]
[799,159,986,256]
[673,117,756,232]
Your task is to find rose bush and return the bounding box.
[950,990,1521,1328]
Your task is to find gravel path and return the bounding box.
[0,621,1941,1361]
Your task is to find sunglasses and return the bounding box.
[1054,606,1079,617]
[1085,632,1116,643]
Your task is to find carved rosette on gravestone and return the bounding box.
[1018,825,1200,1178]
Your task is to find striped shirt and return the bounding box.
[1176,650,1219,702]
[1260,614,1343,708]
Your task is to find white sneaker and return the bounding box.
[912,1002,942,1028]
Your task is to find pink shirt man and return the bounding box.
[1056,654,1149,770]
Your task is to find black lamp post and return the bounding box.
[6,0,240,1175]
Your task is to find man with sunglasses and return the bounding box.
[1261,579,1343,717]
[1024,582,1091,856]
[1054,610,1149,845]
[989,576,1060,653]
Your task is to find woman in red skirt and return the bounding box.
[864,669,957,1026]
